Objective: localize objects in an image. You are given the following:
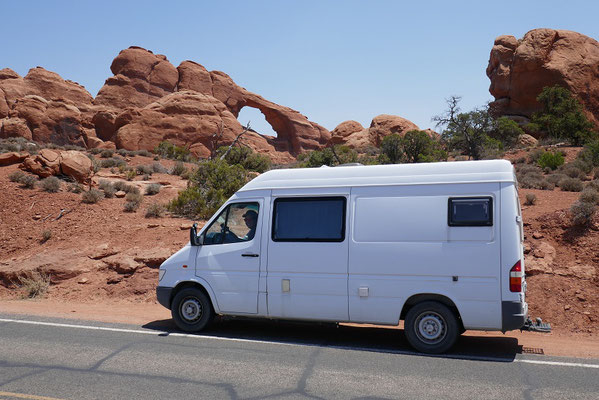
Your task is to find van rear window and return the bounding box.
[272,197,346,242]
[448,197,493,226]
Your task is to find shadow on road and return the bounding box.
[142,317,521,362]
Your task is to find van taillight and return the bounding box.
[510,260,523,292]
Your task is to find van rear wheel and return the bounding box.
[404,301,458,354]
[171,288,214,332]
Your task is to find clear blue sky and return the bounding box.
[2,1,598,136]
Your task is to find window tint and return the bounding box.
[202,202,259,245]
[448,197,493,226]
[273,197,346,242]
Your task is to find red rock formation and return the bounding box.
[95,47,178,109]
[487,29,599,127]
[329,116,421,149]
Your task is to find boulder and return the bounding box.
[518,133,538,147]
[487,29,599,128]
[20,149,92,182]
[369,114,420,146]
[0,117,32,140]
[329,120,365,146]
[0,152,27,166]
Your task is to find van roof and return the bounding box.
[239,159,515,192]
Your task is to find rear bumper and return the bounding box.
[502,301,528,332]
[156,286,173,310]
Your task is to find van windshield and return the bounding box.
[203,202,260,244]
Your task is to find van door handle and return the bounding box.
[242,253,259,257]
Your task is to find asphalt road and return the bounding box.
[0,313,597,400]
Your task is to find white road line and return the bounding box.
[1,317,598,369]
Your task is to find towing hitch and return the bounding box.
[521,317,552,333]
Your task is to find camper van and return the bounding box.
[156,160,527,354]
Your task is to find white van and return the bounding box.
[157,160,527,353]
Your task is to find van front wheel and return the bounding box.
[404,301,458,354]
[171,288,213,332]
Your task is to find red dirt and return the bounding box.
[0,150,598,358]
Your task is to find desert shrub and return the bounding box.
[298,145,358,167]
[524,194,537,206]
[40,230,52,243]
[136,164,153,175]
[578,140,599,168]
[169,158,247,218]
[579,188,599,205]
[218,146,272,173]
[100,157,126,168]
[546,173,568,186]
[152,162,168,174]
[100,149,114,158]
[0,137,39,154]
[532,85,596,145]
[142,174,150,181]
[113,180,138,194]
[117,149,129,157]
[123,201,140,212]
[560,164,586,180]
[135,149,153,157]
[537,151,564,170]
[98,179,113,191]
[527,148,545,164]
[17,271,50,298]
[587,180,599,192]
[154,141,193,161]
[125,169,136,181]
[145,202,165,218]
[125,191,143,205]
[519,173,554,190]
[145,183,161,195]
[81,188,104,204]
[39,176,61,193]
[570,201,596,226]
[67,183,84,193]
[170,161,187,176]
[89,148,102,155]
[9,170,26,183]
[514,157,527,164]
[516,164,541,175]
[103,185,116,198]
[569,158,593,174]
[19,174,38,189]
[559,177,584,192]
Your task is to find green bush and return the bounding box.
[154,141,193,161]
[168,158,247,218]
[531,85,596,145]
[82,188,104,204]
[218,146,271,173]
[298,145,358,167]
[537,151,564,170]
[39,176,61,193]
[490,117,524,149]
[145,183,161,195]
[578,140,599,168]
[559,177,584,192]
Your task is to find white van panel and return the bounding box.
[354,196,447,242]
[348,183,502,329]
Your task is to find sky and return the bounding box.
[2,0,598,137]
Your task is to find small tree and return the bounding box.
[298,145,357,167]
[400,130,447,163]
[491,117,524,148]
[532,85,596,145]
[378,134,403,164]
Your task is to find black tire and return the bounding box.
[404,301,459,354]
[171,288,214,332]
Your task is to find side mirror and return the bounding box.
[190,223,201,246]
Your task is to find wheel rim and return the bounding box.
[180,297,202,323]
[414,311,447,345]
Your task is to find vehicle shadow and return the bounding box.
[142,317,521,362]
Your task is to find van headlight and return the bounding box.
[159,269,166,282]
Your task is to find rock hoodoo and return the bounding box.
[487,28,599,127]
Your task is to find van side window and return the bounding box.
[272,197,346,242]
[448,197,493,226]
[202,202,260,245]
